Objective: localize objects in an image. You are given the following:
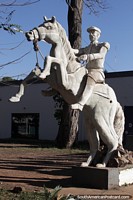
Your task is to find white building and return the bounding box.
[0,71,133,149]
[0,80,58,140]
[106,71,133,150]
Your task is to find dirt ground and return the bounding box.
[0,140,132,199]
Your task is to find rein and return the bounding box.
[33,38,45,68]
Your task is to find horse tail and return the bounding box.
[114,102,125,146]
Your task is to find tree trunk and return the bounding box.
[56,0,83,148]
[56,102,79,148]
[68,0,83,49]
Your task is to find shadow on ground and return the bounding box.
[0,139,88,190]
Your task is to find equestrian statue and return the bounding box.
[9,16,125,167]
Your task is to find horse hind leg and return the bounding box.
[98,142,118,167]
[81,120,100,167]
[96,139,118,168]
[82,130,100,167]
[95,116,118,167]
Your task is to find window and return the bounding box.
[11,113,39,139]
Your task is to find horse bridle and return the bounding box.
[31,29,45,69]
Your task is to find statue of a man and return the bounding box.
[71,26,110,111]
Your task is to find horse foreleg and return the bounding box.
[40,56,69,89]
[39,56,52,79]
[9,83,25,102]
[56,63,69,89]
[9,67,41,102]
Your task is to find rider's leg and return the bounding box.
[71,76,96,111]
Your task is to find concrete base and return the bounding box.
[72,165,133,189]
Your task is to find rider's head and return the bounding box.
[87,26,101,43]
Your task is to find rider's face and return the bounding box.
[89,30,100,43]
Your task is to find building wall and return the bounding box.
[0,72,133,141]
[0,82,58,140]
[106,74,133,150]
[106,76,133,107]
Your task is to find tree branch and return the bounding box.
[0,51,31,68]
[0,0,40,7]
[0,40,25,51]
[83,0,109,15]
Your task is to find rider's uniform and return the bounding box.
[78,42,110,84]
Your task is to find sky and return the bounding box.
[0,0,133,79]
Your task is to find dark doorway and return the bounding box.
[124,106,133,150]
[124,106,133,135]
[11,113,39,139]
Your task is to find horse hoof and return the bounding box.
[9,96,20,102]
[81,162,89,167]
[96,163,106,168]
[71,103,83,111]
[39,73,48,79]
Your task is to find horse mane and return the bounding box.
[55,21,76,64]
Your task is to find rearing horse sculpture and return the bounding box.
[9,16,125,167]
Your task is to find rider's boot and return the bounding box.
[71,77,96,111]
[71,85,94,111]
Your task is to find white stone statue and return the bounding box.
[9,16,125,167]
[71,26,110,111]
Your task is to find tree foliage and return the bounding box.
[0,0,40,34]
[66,0,108,15]
[2,76,14,81]
[0,0,40,75]
[83,0,108,15]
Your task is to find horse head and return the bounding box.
[25,16,80,74]
[25,16,60,44]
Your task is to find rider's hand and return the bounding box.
[77,54,88,62]
[73,48,79,55]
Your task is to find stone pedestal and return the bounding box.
[72,165,133,189]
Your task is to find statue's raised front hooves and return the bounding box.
[9,96,20,103]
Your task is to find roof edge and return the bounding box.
[105,70,133,78]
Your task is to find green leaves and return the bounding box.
[0,8,23,34]
[0,23,23,34]
[43,185,61,200]
[43,185,75,200]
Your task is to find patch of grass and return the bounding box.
[0,139,89,154]
[0,189,46,200]
[0,187,74,200]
